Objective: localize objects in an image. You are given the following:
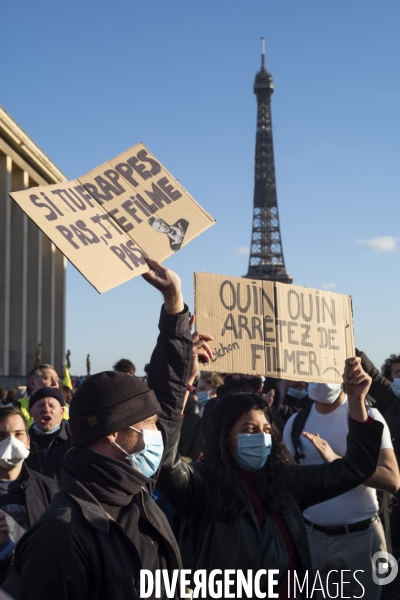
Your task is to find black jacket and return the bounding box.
[15,305,192,600]
[15,471,182,600]
[357,349,400,547]
[157,417,383,598]
[357,349,400,457]
[357,349,398,415]
[25,419,72,482]
[0,465,58,595]
[178,413,203,461]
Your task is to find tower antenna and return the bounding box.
[261,37,265,68]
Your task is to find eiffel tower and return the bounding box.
[245,39,292,283]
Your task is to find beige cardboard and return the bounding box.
[9,143,215,293]
[195,273,355,384]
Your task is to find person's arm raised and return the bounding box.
[156,317,213,514]
[142,257,184,314]
[345,359,400,493]
[302,359,375,461]
[344,357,371,423]
[141,258,192,470]
[363,448,400,494]
[182,315,213,412]
[356,348,398,414]
[298,358,384,510]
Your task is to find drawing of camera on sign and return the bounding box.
[148,217,189,251]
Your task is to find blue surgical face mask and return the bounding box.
[32,424,61,435]
[230,432,272,472]
[197,391,210,407]
[286,388,308,400]
[392,378,400,399]
[113,427,164,478]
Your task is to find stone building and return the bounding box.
[0,106,67,380]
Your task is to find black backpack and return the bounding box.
[290,403,313,465]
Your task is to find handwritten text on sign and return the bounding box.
[195,273,354,383]
[10,144,215,293]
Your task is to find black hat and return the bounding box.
[69,371,161,447]
[29,386,65,408]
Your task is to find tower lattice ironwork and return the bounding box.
[245,39,292,284]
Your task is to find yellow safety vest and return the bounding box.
[17,397,33,428]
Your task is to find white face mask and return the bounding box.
[308,383,342,405]
[0,436,30,471]
[392,378,400,399]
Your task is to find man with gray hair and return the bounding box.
[26,365,59,393]
[17,365,60,428]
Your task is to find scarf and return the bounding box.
[62,447,149,506]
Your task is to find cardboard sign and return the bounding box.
[9,144,215,293]
[195,273,355,384]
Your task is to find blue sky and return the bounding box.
[2,1,399,376]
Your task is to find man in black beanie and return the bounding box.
[25,387,71,482]
[15,259,211,600]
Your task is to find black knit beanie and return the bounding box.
[29,386,65,408]
[69,371,161,447]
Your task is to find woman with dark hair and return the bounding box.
[157,359,383,599]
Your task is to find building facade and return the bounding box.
[0,106,67,379]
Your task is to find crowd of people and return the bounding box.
[0,259,399,599]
